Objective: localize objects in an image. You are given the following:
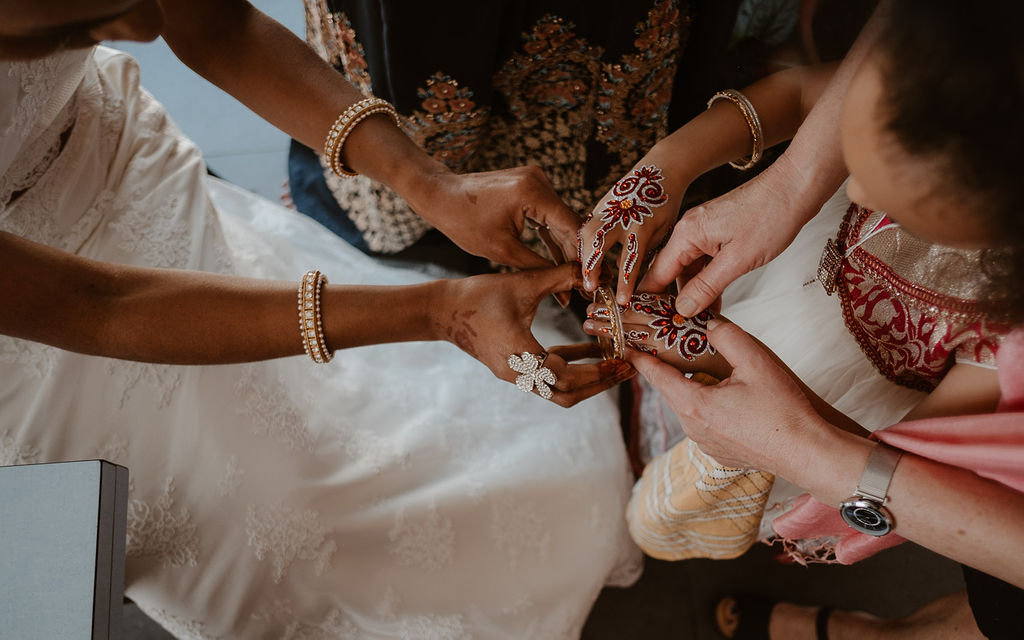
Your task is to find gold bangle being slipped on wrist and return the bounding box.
[707,89,763,170]
[298,270,334,363]
[323,97,400,178]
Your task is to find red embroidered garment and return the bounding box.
[834,204,1010,391]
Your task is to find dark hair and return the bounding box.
[876,0,1024,321]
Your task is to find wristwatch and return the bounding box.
[839,442,902,536]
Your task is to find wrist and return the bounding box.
[778,419,874,506]
[387,153,452,226]
[342,117,451,217]
[426,278,457,343]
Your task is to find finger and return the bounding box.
[625,350,702,402]
[673,252,745,316]
[580,221,612,292]
[522,262,584,303]
[640,216,709,293]
[547,342,605,362]
[499,238,557,271]
[548,366,637,408]
[616,231,643,305]
[532,201,583,267]
[703,318,774,377]
[547,355,634,392]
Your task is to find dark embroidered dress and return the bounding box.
[290,0,692,265]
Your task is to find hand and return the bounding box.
[579,162,688,305]
[411,165,582,271]
[582,291,733,381]
[640,158,812,317]
[437,263,636,407]
[626,317,823,471]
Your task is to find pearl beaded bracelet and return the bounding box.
[323,97,400,177]
[298,270,333,363]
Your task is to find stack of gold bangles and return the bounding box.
[706,89,763,170]
[323,96,400,177]
[298,270,333,363]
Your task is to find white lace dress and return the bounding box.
[0,47,640,639]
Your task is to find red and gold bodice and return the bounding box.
[827,204,1010,391]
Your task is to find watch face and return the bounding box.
[840,498,894,536]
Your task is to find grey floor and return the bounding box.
[114,3,964,637]
[125,542,963,639]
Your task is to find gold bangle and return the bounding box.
[596,286,625,360]
[298,270,334,363]
[707,89,763,170]
[323,97,400,178]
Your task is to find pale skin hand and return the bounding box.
[159,0,578,270]
[0,231,630,403]
[629,318,1024,588]
[578,62,836,308]
[640,6,886,317]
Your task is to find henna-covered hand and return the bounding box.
[436,263,636,407]
[409,165,581,272]
[583,291,732,381]
[579,163,689,305]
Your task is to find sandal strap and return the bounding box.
[815,606,834,640]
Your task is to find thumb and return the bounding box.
[704,318,773,376]
[500,237,556,270]
[533,200,583,265]
[674,252,742,316]
[527,262,583,300]
[625,350,701,402]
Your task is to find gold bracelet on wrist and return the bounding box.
[706,89,763,170]
[323,97,400,178]
[298,270,334,363]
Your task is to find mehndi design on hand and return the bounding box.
[583,165,669,281]
[630,293,716,361]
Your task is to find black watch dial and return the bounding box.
[840,498,894,536]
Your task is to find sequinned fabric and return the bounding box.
[300,0,691,253]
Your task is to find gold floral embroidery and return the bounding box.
[303,1,372,95]
[304,0,689,253]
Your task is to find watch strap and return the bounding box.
[856,442,902,503]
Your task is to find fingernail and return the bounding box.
[677,295,698,316]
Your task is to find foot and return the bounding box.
[717,596,866,640]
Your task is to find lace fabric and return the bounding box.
[0,47,640,638]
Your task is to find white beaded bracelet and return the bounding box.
[323,97,400,177]
[298,270,333,363]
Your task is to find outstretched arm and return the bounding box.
[580,63,835,303]
[630,318,1024,588]
[641,2,888,316]
[158,0,580,269]
[0,231,630,404]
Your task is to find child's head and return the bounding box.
[841,0,1023,318]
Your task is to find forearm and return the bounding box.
[649,64,837,186]
[161,0,445,202]
[0,232,441,364]
[783,423,1024,587]
[767,1,888,221]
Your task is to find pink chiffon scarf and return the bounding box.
[772,327,1024,563]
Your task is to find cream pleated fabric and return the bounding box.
[0,47,640,639]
